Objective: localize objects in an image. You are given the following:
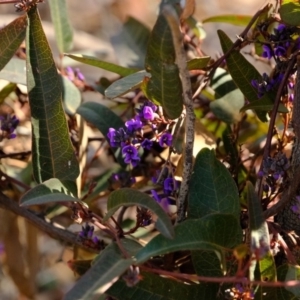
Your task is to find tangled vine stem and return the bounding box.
[163,5,195,223]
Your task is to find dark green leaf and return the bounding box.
[64,243,133,300]
[26,7,79,183]
[20,178,78,206]
[0,15,27,71]
[48,0,73,53]
[76,102,125,167]
[107,272,216,300]
[246,181,270,256]
[135,213,242,264]
[279,1,300,26]
[187,57,210,70]
[61,76,81,115]
[104,188,174,239]
[202,15,252,26]
[188,148,240,219]
[111,17,150,69]
[145,13,183,119]
[0,82,16,104]
[65,54,137,77]
[210,89,244,123]
[217,30,268,121]
[241,95,288,113]
[105,71,150,99]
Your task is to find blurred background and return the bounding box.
[0,0,271,299]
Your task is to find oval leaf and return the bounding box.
[104,188,175,239]
[135,213,242,264]
[48,0,73,53]
[188,148,240,220]
[20,178,78,206]
[76,101,126,167]
[65,54,137,77]
[0,57,26,85]
[0,15,27,71]
[279,1,300,26]
[105,70,150,99]
[64,243,133,300]
[26,7,79,183]
[187,56,210,70]
[145,13,183,119]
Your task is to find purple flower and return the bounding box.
[79,223,94,239]
[75,68,85,81]
[141,138,153,150]
[274,45,286,57]
[125,118,143,134]
[262,44,272,59]
[163,177,178,195]
[0,115,19,139]
[136,101,157,120]
[107,128,128,147]
[122,145,140,166]
[142,106,155,120]
[159,132,173,147]
[150,190,169,212]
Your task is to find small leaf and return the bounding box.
[217,30,269,121]
[187,57,210,70]
[64,243,133,300]
[65,54,137,77]
[0,82,17,104]
[105,70,150,99]
[0,58,26,85]
[111,17,150,69]
[259,252,277,282]
[145,13,183,119]
[0,15,27,71]
[61,76,81,115]
[107,272,216,300]
[135,213,242,264]
[48,0,73,53]
[202,15,252,26]
[246,181,270,257]
[279,1,300,26]
[188,148,240,220]
[67,259,92,276]
[104,188,174,239]
[26,7,79,183]
[76,102,125,167]
[210,89,244,123]
[20,178,78,206]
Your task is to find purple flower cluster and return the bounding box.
[78,223,104,250]
[261,24,300,60]
[65,66,85,82]
[107,101,173,167]
[251,72,283,98]
[0,115,19,140]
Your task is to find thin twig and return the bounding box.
[0,191,99,253]
[163,5,195,223]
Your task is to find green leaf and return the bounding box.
[217,30,268,121]
[246,181,270,256]
[104,188,174,239]
[0,15,27,71]
[188,148,240,219]
[241,95,288,113]
[0,58,26,85]
[187,57,210,70]
[61,76,81,115]
[285,265,300,297]
[105,70,150,99]
[64,243,133,300]
[259,252,276,282]
[107,272,216,300]
[202,15,252,26]
[0,82,17,104]
[145,13,183,119]
[26,7,79,183]
[48,0,73,53]
[76,102,126,167]
[111,17,150,69]
[279,1,300,26]
[65,54,137,77]
[20,178,78,206]
[210,89,244,123]
[135,213,242,264]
